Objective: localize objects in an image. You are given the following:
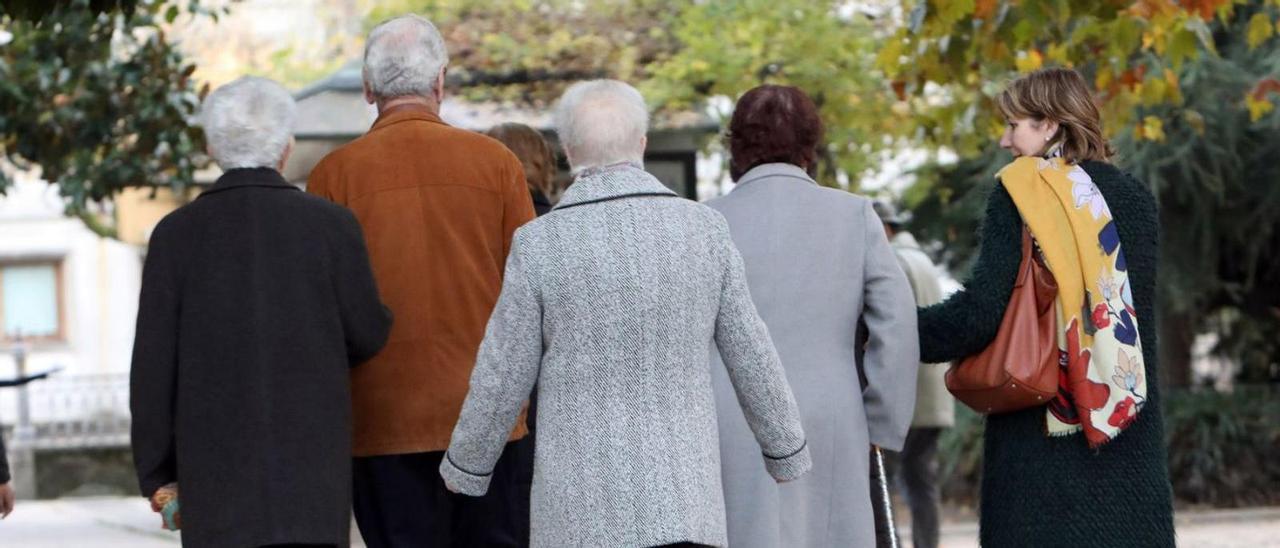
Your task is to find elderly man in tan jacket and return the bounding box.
[307,14,535,548]
[871,201,953,548]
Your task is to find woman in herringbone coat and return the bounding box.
[441,80,812,548]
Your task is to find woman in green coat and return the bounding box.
[918,67,1175,546]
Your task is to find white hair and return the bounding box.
[200,76,297,170]
[363,14,448,100]
[553,80,649,172]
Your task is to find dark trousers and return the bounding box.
[871,427,943,548]
[352,438,533,548]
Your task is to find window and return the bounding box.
[0,261,64,342]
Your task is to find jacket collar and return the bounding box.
[734,162,818,188]
[370,102,446,133]
[553,162,677,210]
[199,167,297,198]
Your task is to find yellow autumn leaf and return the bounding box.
[1046,43,1070,64]
[1247,13,1275,49]
[1015,49,1043,72]
[1143,78,1167,105]
[1246,95,1275,121]
[1141,115,1166,142]
[1096,67,1113,90]
[1142,25,1166,52]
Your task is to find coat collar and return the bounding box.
[370,102,446,133]
[199,167,298,198]
[553,162,677,210]
[734,162,818,188]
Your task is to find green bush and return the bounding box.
[1164,385,1280,507]
[937,405,984,506]
[937,384,1280,508]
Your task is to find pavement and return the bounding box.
[0,497,1276,547]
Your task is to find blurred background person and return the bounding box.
[486,123,559,216]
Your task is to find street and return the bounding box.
[0,497,1276,547]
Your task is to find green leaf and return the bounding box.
[1167,29,1200,69]
[165,5,180,24]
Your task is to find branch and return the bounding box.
[447,68,609,88]
[75,209,118,239]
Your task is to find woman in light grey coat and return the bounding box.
[441,80,811,548]
[708,85,920,548]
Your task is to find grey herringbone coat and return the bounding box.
[441,163,812,548]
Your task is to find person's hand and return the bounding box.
[150,483,181,531]
[0,481,15,518]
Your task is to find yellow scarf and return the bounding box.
[998,157,1147,447]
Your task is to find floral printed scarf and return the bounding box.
[997,156,1147,447]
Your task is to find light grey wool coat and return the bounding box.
[708,163,920,548]
[440,162,813,548]
[890,231,955,428]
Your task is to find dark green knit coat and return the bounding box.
[919,161,1175,547]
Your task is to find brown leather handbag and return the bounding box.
[946,227,1059,414]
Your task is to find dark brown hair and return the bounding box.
[997,67,1115,163]
[728,85,824,181]
[485,123,557,197]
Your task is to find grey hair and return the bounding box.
[199,76,296,170]
[553,80,649,172]
[363,14,448,100]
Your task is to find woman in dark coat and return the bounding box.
[918,68,1175,546]
[130,76,391,548]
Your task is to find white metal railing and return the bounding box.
[15,373,132,450]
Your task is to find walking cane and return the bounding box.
[873,445,900,548]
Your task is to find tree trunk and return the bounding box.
[1159,307,1195,392]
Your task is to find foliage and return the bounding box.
[0,0,217,236]
[937,404,984,506]
[937,385,1280,508]
[1164,385,1280,507]
[1,0,138,21]
[364,0,899,185]
[880,0,1280,154]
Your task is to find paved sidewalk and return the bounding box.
[918,506,1280,548]
[0,497,1276,547]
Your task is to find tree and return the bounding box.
[892,1,1280,387]
[0,0,219,237]
[366,0,900,185]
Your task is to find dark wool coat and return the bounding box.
[0,433,8,484]
[130,168,391,548]
[919,161,1175,547]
